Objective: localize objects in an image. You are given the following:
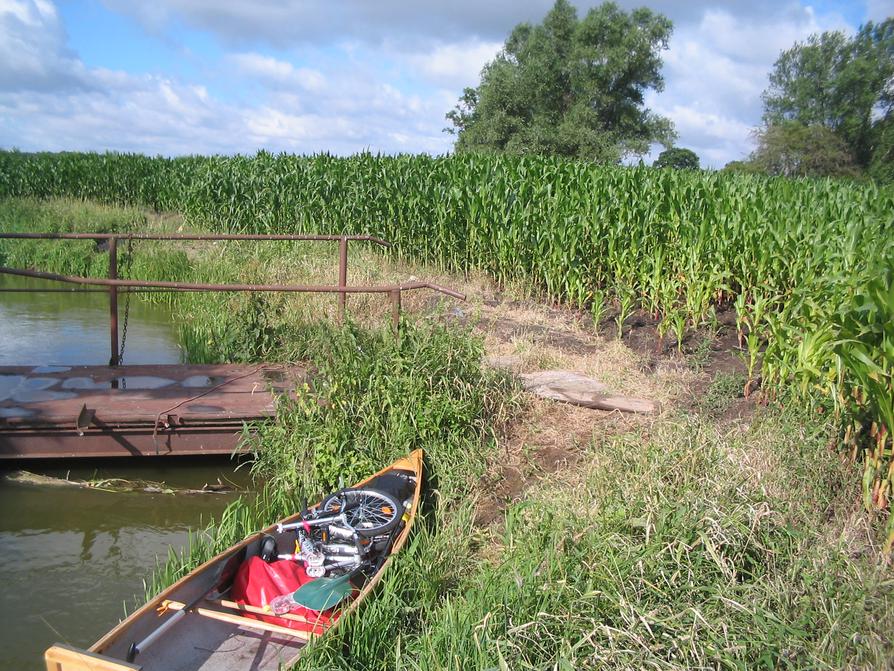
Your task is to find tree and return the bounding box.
[445,0,676,161]
[762,20,894,170]
[749,121,859,178]
[722,160,758,174]
[654,147,699,170]
[869,115,894,183]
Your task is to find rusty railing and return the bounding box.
[0,232,465,365]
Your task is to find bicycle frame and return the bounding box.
[276,510,354,535]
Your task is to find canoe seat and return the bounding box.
[45,644,141,671]
[162,600,313,642]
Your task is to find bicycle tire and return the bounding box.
[319,487,403,537]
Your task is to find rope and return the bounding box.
[151,364,272,455]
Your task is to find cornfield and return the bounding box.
[1,149,892,540]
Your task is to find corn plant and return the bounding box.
[2,149,893,530]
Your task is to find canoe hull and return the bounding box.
[45,450,423,671]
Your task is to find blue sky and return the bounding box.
[1,0,890,167]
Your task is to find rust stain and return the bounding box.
[0,364,306,459]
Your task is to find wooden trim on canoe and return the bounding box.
[211,598,320,626]
[88,449,423,666]
[45,644,142,671]
[162,599,313,641]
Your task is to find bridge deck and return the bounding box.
[0,364,306,459]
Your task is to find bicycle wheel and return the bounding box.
[320,487,402,537]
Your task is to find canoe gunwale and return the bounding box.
[77,449,423,669]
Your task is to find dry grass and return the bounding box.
[143,213,694,419]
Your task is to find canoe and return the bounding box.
[45,449,423,671]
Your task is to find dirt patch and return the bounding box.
[718,395,758,424]
[535,442,580,473]
[481,316,599,355]
[474,399,643,526]
[609,310,671,361]
[464,292,762,527]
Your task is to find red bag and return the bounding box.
[230,557,338,634]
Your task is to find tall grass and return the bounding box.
[243,320,516,499]
[299,410,894,670]
[2,150,891,534]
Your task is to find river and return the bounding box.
[0,275,249,670]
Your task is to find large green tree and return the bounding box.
[762,19,894,171]
[749,121,859,178]
[654,147,699,170]
[445,0,675,162]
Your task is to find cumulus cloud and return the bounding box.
[403,40,502,91]
[0,0,879,165]
[0,1,454,155]
[230,52,325,92]
[0,0,91,92]
[647,4,856,167]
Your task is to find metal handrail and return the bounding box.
[0,266,465,299]
[0,232,464,364]
[0,232,391,246]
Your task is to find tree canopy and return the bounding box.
[654,147,699,170]
[761,19,894,174]
[749,121,859,178]
[445,0,675,162]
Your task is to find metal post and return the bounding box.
[337,237,348,323]
[108,236,119,367]
[390,289,401,336]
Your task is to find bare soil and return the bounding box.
[459,292,756,527]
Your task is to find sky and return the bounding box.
[0,0,890,168]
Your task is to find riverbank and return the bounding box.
[2,196,892,669]
[0,232,250,669]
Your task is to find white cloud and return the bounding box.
[0,1,455,155]
[404,40,502,90]
[0,0,91,92]
[649,5,856,167]
[230,52,325,92]
[231,52,293,79]
[245,109,356,142]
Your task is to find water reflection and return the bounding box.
[0,275,183,366]
[0,467,248,670]
[0,275,223,670]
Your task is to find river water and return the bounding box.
[0,275,249,669]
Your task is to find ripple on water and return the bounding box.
[61,377,107,390]
[12,389,78,403]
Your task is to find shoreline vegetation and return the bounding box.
[1,149,893,668]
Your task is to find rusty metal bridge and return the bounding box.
[0,232,464,459]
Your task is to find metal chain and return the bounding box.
[118,235,134,363]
